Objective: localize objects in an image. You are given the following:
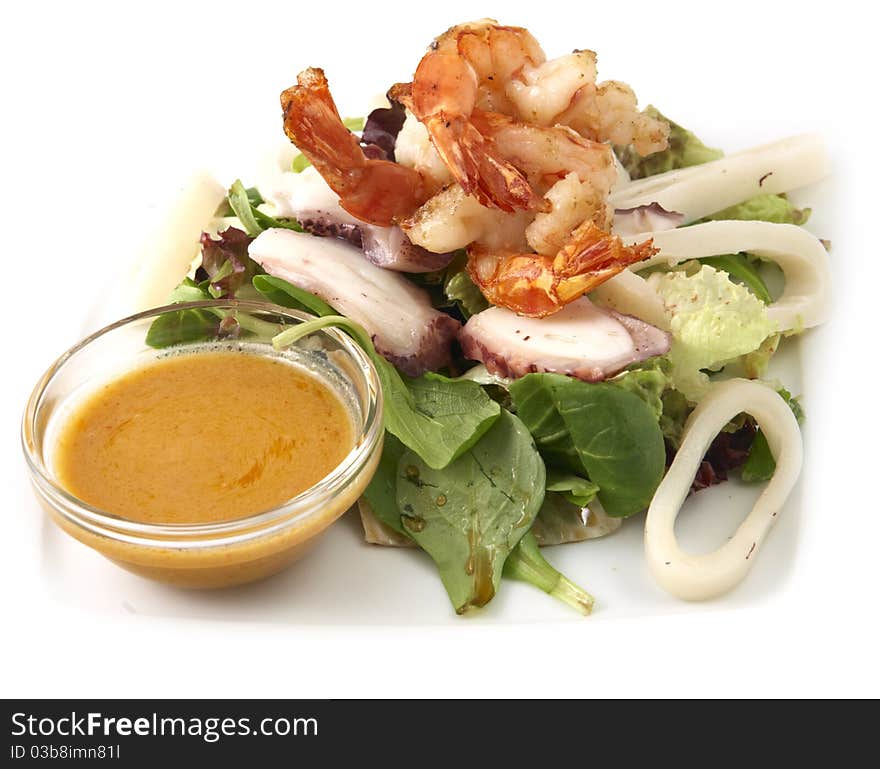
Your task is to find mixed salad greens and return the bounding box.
[147,111,815,616]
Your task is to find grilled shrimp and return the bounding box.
[556,80,669,156]
[502,48,669,156]
[467,220,657,318]
[402,114,617,255]
[407,20,546,212]
[280,68,429,226]
[470,110,615,188]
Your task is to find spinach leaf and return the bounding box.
[252,274,337,317]
[444,270,489,318]
[144,278,218,348]
[741,432,775,482]
[546,470,599,508]
[504,531,594,615]
[532,493,615,546]
[396,410,544,613]
[273,316,500,469]
[509,373,666,517]
[389,372,500,468]
[362,434,408,535]
[742,388,804,482]
[145,306,219,348]
[227,179,303,237]
[699,253,772,304]
[368,425,595,615]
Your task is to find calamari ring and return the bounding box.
[618,220,832,333]
[644,379,802,600]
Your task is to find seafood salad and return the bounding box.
[142,19,830,615]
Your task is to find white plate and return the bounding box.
[35,177,821,626]
[8,1,875,697]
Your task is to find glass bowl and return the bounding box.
[22,300,383,588]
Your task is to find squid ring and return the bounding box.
[644,379,802,600]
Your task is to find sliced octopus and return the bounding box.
[259,165,453,272]
[458,296,670,381]
[249,228,460,376]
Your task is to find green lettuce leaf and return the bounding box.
[700,193,811,226]
[608,360,669,420]
[615,107,722,179]
[659,389,691,449]
[741,333,781,380]
[653,265,775,400]
[698,254,772,304]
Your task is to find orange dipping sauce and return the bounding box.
[53,350,355,524]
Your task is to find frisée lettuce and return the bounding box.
[651,265,775,400]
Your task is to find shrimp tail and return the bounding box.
[467,221,657,317]
[411,49,543,214]
[427,115,543,213]
[552,221,658,305]
[281,68,427,226]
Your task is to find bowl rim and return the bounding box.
[21,299,384,547]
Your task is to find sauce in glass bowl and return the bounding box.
[22,301,383,589]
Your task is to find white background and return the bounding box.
[2,0,877,697]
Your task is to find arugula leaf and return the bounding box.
[504,531,594,615]
[343,116,365,131]
[396,410,544,613]
[509,373,666,516]
[227,179,304,237]
[273,315,500,469]
[742,388,804,482]
[252,274,337,317]
[214,186,264,217]
[699,253,772,304]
